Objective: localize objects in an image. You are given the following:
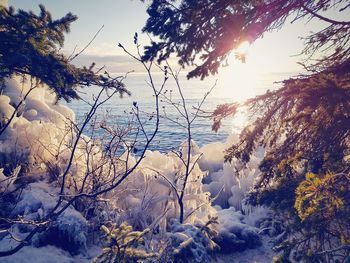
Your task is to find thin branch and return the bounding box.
[69,25,105,61]
[302,4,350,25]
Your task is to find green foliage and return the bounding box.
[225,65,350,184]
[226,62,350,262]
[295,172,350,222]
[94,222,158,263]
[248,177,300,213]
[0,5,128,101]
[290,172,350,261]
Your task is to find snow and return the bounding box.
[0,245,90,263]
[213,235,276,263]
[200,136,265,213]
[213,208,262,253]
[11,182,59,218]
[3,181,88,254]
[1,246,73,263]
[166,219,218,263]
[113,146,218,231]
[0,76,276,262]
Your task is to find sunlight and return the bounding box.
[235,40,250,57]
[214,40,269,104]
[217,40,260,103]
[219,62,259,102]
[214,41,260,129]
[231,108,249,133]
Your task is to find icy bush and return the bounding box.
[201,136,265,212]
[95,222,157,263]
[10,181,59,224]
[0,77,116,195]
[0,75,274,261]
[198,134,238,173]
[114,146,216,232]
[242,205,271,228]
[0,77,73,179]
[7,182,88,254]
[161,218,219,263]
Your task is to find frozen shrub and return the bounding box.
[40,209,88,254]
[161,217,219,263]
[5,182,88,254]
[94,222,157,263]
[201,135,264,212]
[11,182,59,220]
[114,147,216,232]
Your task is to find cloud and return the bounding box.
[70,54,144,74]
[69,53,181,75]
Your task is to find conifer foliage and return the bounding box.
[142,0,350,79]
[0,5,127,101]
[95,223,157,263]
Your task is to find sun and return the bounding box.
[215,41,260,103]
[235,40,250,58]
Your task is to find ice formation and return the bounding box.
[0,76,273,262]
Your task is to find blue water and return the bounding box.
[68,72,291,152]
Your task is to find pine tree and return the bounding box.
[0,5,128,101]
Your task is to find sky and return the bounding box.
[7,1,349,70]
[8,0,148,54]
[6,0,350,100]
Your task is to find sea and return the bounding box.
[68,71,294,152]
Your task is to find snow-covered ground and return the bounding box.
[214,235,275,263]
[0,77,279,262]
